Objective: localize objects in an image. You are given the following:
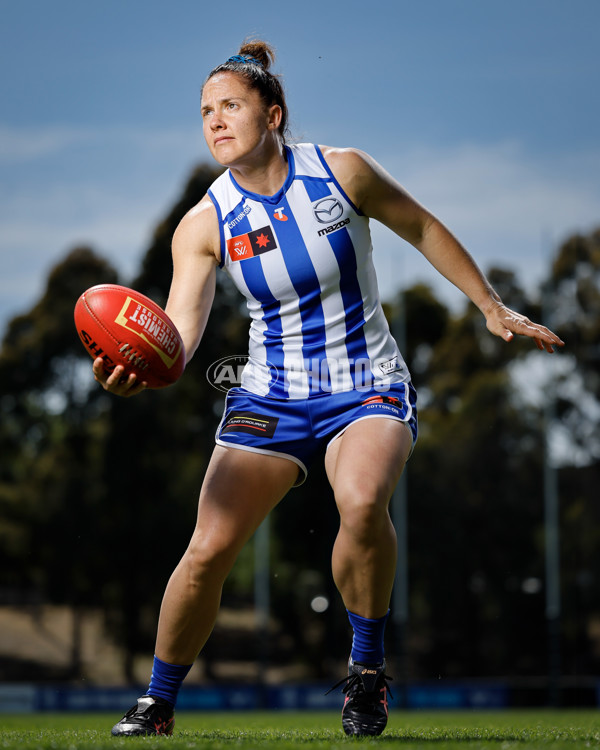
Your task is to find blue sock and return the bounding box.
[147,655,193,708]
[347,609,390,665]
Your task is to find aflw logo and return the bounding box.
[226,226,278,262]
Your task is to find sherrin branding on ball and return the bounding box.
[74,284,185,389]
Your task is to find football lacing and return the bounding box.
[118,343,150,370]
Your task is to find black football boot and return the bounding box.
[111,694,175,736]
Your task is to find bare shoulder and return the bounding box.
[319,144,373,177]
[319,145,381,207]
[319,144,431,240]
[173,194,221,264]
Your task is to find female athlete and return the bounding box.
[94,40,564,737]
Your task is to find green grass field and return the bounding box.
[1,710,599,749]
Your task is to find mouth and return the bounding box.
[214,136,234,146]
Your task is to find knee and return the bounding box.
[336,483,392,542]
[183,529,239,586]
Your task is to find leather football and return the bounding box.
[74,284,185,389]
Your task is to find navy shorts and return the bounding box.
[215,381,418,486]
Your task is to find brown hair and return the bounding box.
[203,40,290,143]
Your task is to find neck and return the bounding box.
[229,139,288,196]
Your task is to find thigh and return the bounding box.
[192,444,298,552]
[215,388,317,486]
[325,418,413,506]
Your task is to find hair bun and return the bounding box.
[238,40,275,71]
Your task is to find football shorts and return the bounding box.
[215,381,417,486]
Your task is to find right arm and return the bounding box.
[165,196,219,361]
[93,195,221,396]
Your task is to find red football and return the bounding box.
[74,284,185,389]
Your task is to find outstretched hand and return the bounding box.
[484,301,564,353]
[92,357,148,397]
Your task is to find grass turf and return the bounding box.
[1,710,599,749]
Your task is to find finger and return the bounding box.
[529,323,565,346]
[92,356,108,380]
[530,328,564,350]
[115,370,149,397]
[105,365,128,389]
[523,326,564,352]
[519,330,559,352]
[507,319,564,349]
[121,371,141,389]
[118,373,148,397]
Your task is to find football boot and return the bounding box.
[328,657,392,736]
[111,694,175,736]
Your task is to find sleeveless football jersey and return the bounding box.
[207,143,410,399]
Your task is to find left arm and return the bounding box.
[322,146,564,353]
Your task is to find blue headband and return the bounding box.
[226,54,263,67]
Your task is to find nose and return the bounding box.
[210,112,225,131]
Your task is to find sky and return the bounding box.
[1,0,599,338]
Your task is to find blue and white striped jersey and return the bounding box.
[207,143,410,399]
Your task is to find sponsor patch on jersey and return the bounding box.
[221,411,279,438]
[317,218,350,237]
[227,226,278,262]
[227,203,252,229]
[312,197,344,224]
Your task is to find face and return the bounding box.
[201,72,281,168]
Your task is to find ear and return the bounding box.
[267,104,282,131]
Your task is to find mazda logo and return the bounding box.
[313,197,343,224]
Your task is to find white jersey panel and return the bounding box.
[207,143,410,399]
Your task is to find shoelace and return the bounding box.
[124,703,143,718]
[325,670,394,700]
